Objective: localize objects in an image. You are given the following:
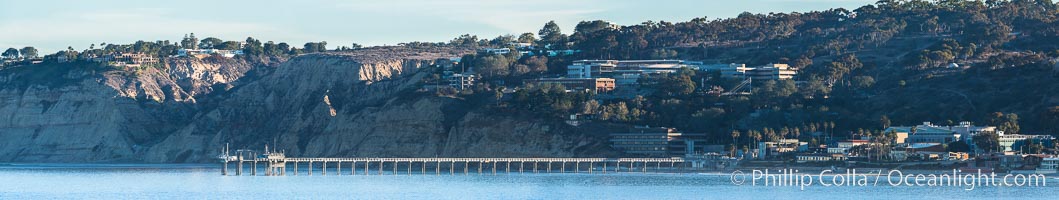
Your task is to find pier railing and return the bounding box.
[220,156,687,176]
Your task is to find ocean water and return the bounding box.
[0,164,1055,199]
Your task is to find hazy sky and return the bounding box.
[0,0,875,53]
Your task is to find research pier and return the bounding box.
[218,146,685,176]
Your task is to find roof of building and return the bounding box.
[906,143,946,152]
[886,125,953,135]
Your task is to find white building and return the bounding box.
[998,134,1055,152]
[508,42,534,50]
[756,139,806,159]
[885,122,961,144]
[1039,157,1059,174]
[445,72,477,91]
[700,63,752,78]
[950,121,999,143]
[178,49,245,58]
[567,60,617,78]
[745,64,797,80]
[702,63,796,80]
[567,59,702,85]
[796,153,846,163]
[479,48,511,55]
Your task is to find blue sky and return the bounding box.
[0,0,875,53]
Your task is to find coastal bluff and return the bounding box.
[0,46,611,163]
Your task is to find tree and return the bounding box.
[793,56,813,69]
[661,72,696,96]
[217,41,242,50]
[511,64,530,76]
[350,43,363,50]
[752,80,797,106]
[801,76,831,98]
[852,76,875,89]
[880,115,891,129]
[494,86,506,106]
[731,130,742,147]
[573,20,614,34]
[243,37,264,55]
[600,102,630,121]
[277,43,292,54]
[517,33,536,44]
[521,56,548,73]
[475,54,514,78]
[2,48,19,59]
[989,112,1020,134]
[199,37,223,49]
[263,41,281,55]
[649,49,678,59]
[538,21,566,48]
[966,20,1013,48]
[489,35,516,46]
[180,33,199,49]
[974,131,1000,153]
[1023,141,1045,154]
[582,100,600,114]
[19,47,37,59]
[946,141,971,152]
[450,34,479,47]
[303,41,328,53]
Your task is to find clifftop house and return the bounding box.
[78,52,159,67]
[178,49,244,58]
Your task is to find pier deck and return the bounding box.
[221,155,685,176]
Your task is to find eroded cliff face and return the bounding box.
[0,57,256,162]
[144,54,435,162]
[0,47,611,163]
[145,52,610,163]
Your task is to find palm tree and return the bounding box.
[730,130,741,149]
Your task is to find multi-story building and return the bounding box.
[609,126,707,157]
[826,139,870,154]
[116,53,159,65]
[87,53,158,67]
[446,73,477,91]
[745,64,797,80]
[566,60,702,85]
[699,63,796,80]
[950,121,1000,143]
[884,122,960,144]
[178,49,245,58]
[612,60,696,84]
[700,63,752,78]
[998,134,1055,152]
[567,60,617,78]
[887,121,1055,153]
[756,139,807,159]
[1038,157,1059,174]
[524,78,615,93]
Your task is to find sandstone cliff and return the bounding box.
[145,52,611,162]
[0,57,257,162]
[0,46,612,163]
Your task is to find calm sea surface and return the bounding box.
[0,164,1055,199]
